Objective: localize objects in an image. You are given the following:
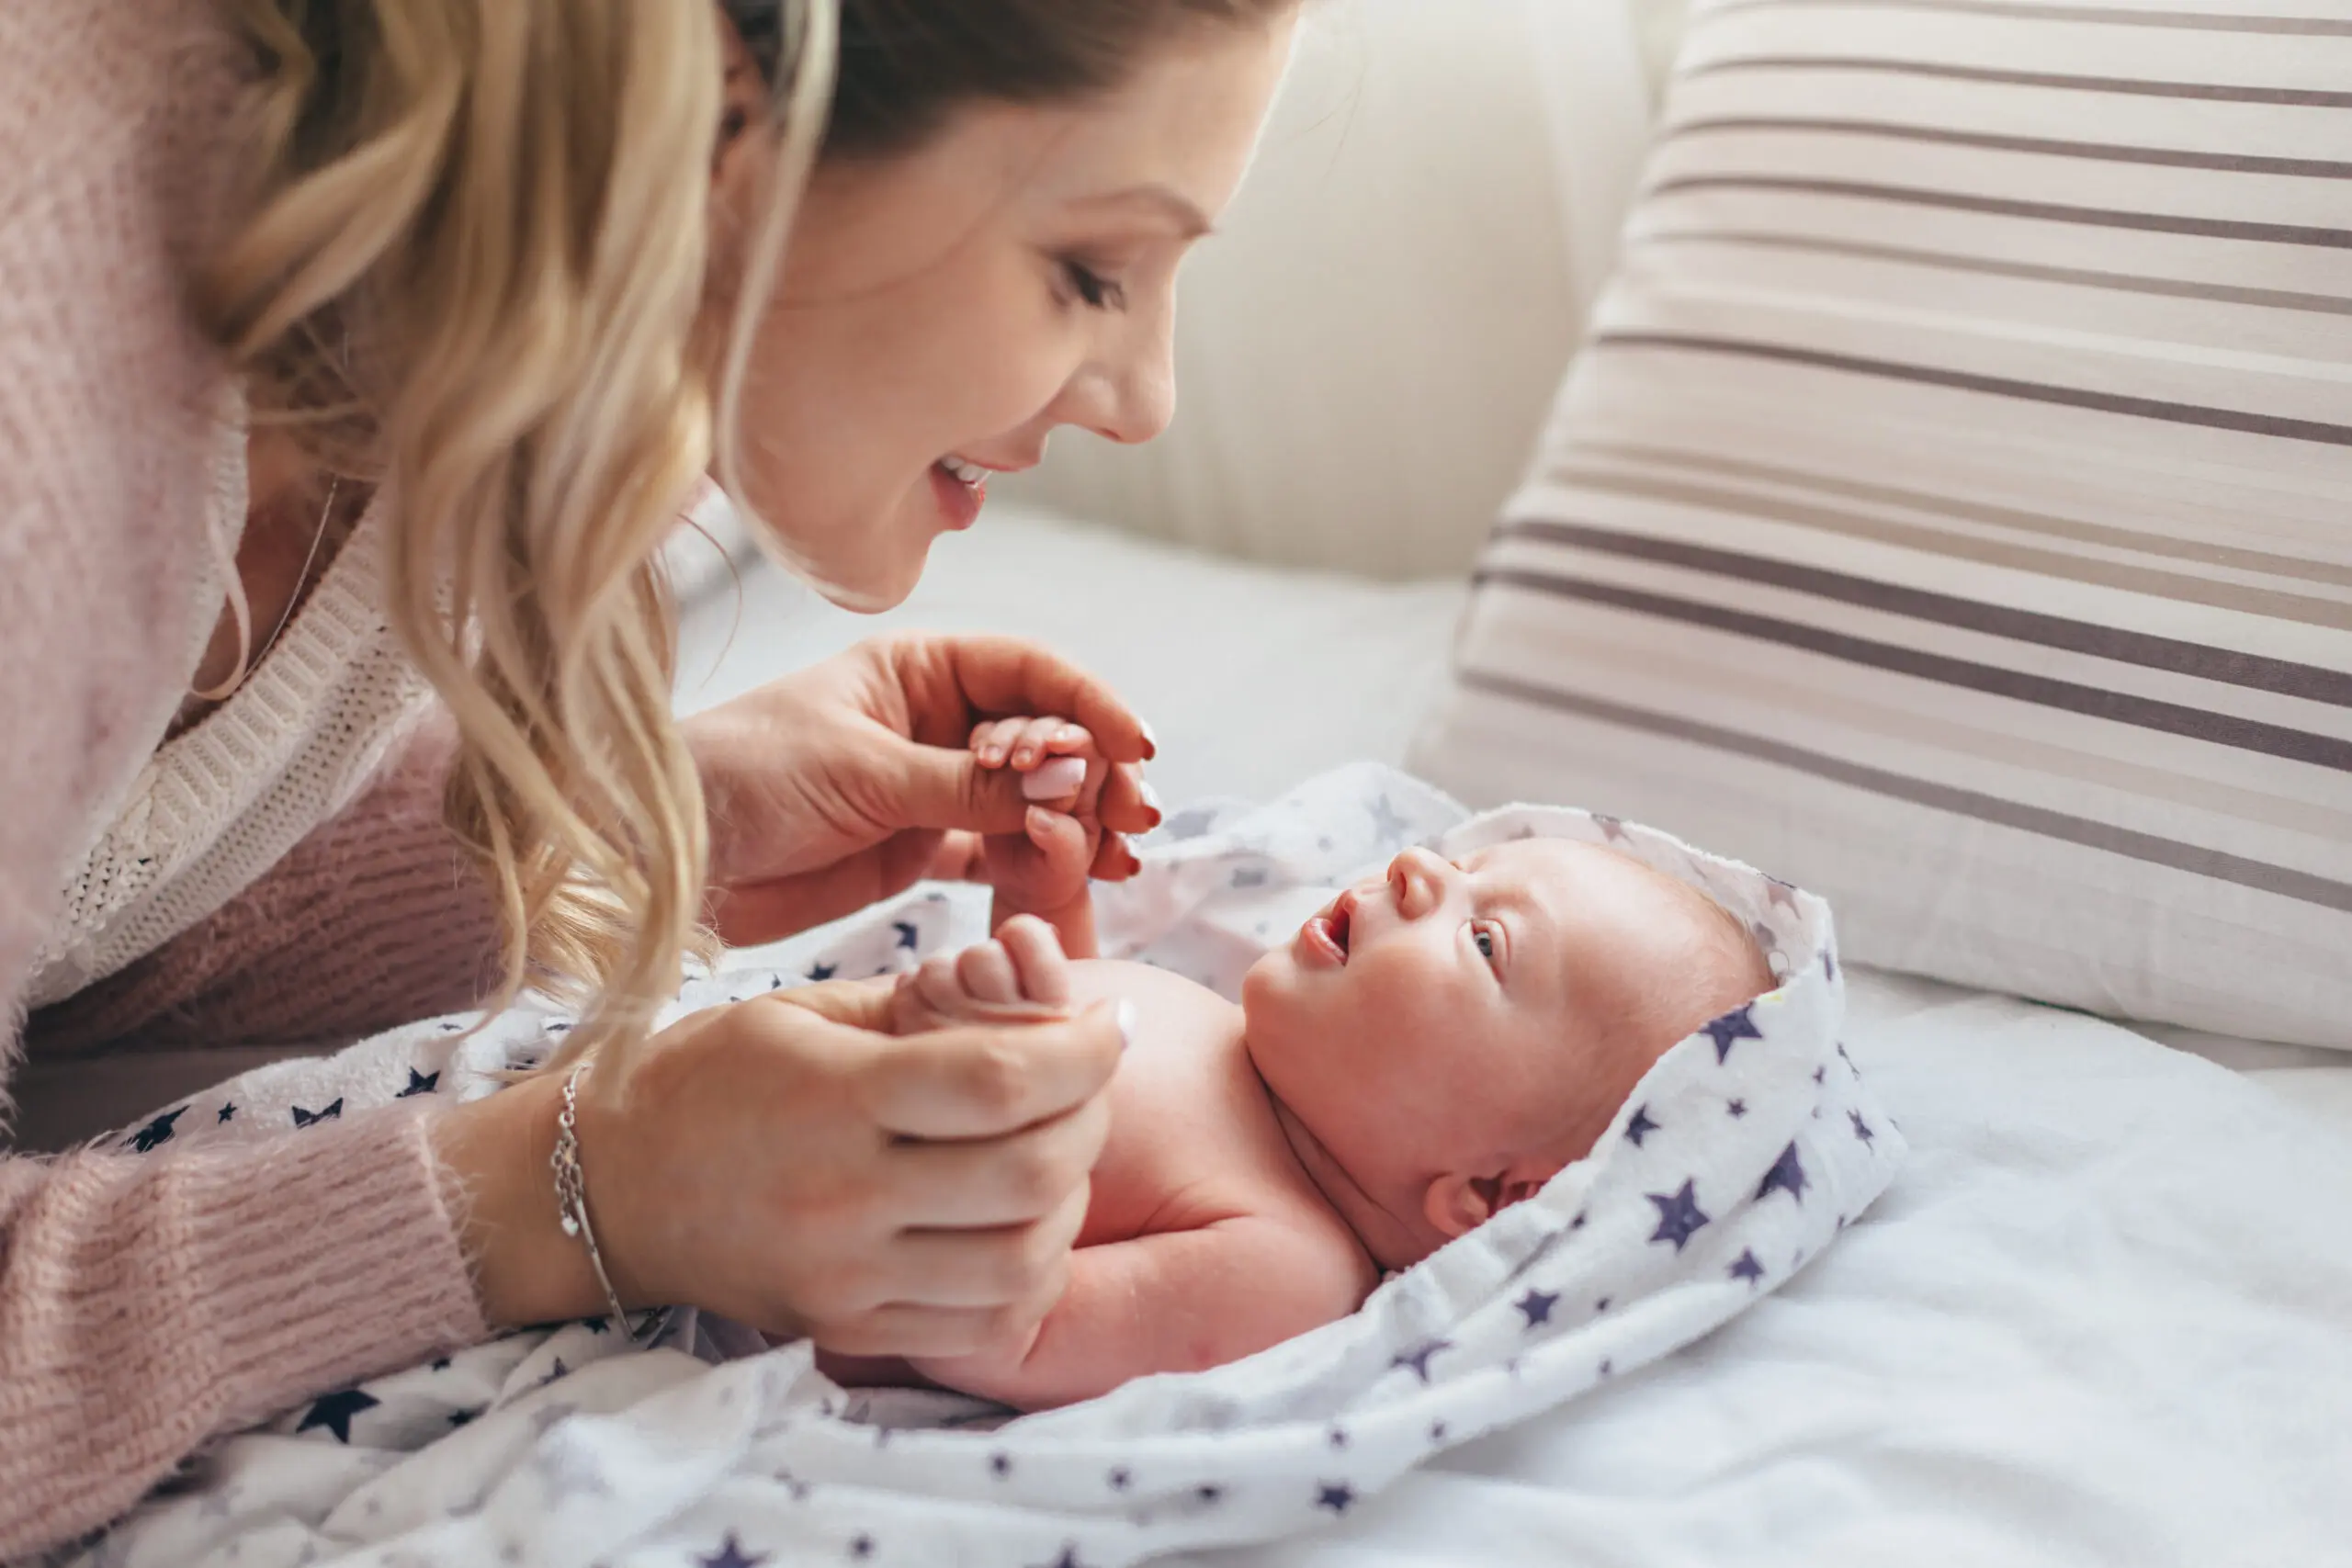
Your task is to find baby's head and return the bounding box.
[1240,838,1774,1271]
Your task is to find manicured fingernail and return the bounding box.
[1139,720,1159,760]
[1023,756,1088,801]
[1115,998,1136,1053]
[1140,781,1164,817]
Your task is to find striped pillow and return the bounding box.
[1408,0,2352,1049]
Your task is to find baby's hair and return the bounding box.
[1616,863,1778,1058]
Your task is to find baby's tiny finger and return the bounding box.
[1010,716,1067,771]
[976,717,1033,767]
[995,916,1073,1008]
[1046,722,1094,755]
[956,940,1024,1006]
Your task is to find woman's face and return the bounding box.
[708,15,1298,607]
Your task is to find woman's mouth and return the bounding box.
[929,456,988,530]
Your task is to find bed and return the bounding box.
[665,506,2352,1564]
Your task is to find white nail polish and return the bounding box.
[1141,780,1165,816]
[1023,756,1088,801]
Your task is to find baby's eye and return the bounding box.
[1472,923,1502,970]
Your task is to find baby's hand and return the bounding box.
[890,914,1074,1034]
[966,716,1111,921]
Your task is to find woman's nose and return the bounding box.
[1055,312,1177,446]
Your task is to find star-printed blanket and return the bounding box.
[58,765,1901,1568]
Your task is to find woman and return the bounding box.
[0,0,1297,1554]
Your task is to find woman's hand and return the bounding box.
[433,979,1124,1356]
[684,635,1159,947]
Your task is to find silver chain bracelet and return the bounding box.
[551,1065,664,1343]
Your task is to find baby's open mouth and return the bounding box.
[1305,895,1353,965]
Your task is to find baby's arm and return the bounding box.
[955,716,1112,958]
[909,1216,1369,1411]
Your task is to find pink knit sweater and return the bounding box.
[1,3,495,1555]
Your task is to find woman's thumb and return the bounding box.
[888,735,1035,836]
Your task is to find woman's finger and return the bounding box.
[858,1003,1125,1139]
[1096,761,1160,837]
[884,1092,1108,1228]
[1089,831,1142,884]
[888,636,1151,764]
[888,1179,1091,1308]
[815,1303,1042,1360]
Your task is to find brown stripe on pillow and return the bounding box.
[1681,59,2352,109]
[1709,0,2352,39]
[1633,231,2352,320]
[1452,669,2352,914]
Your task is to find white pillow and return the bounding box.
[1410,0,2352,1049]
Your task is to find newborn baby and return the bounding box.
[842,721,1773,1411]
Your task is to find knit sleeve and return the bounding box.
[27,715,504,1056]
[0,1104,489,1560]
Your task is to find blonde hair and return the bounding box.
[193,0,1281,1065]
[196,0,838,1066]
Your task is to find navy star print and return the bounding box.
[1756,1142,1810,1205]
[128,1107,187,1153]
[296,1388,379,1443]
[1623,1104,1661,1147]
[1728,1249,1765,1286]
[698,1535,767,1568]
[217,1102,236,1124]
[396,1068,438,1099]
[1726,1098,1748,1119]
[1849,1110,1875,1145]
[807,963,837,982]
[1368,795,1412,842]
[1393,1338,1452,1383]
[290,1099,343,1128]
[1645,1179,1712,1251]
[1514,1288,1558,1328]
[1317,1483,1356,1515]
[1593,814,1631,844]
[1702,1005,1764,1065]
[893,921,921,952]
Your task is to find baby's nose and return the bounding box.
[1388,847,1449,919]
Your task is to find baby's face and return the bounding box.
[1240,839,1770,1267]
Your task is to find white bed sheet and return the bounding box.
[678,510,2352,1562]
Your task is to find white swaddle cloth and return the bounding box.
[63,765,1902,1568]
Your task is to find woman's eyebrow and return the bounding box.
[1069,183,1216,240]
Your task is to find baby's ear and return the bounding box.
[1422,1168,1555,1240]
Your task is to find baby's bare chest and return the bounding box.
[1062,962,1330,1246]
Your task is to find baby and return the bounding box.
[833,721,1773,1412]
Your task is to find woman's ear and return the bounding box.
[711,10,772,177]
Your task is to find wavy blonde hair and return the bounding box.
[197,0,837,1066]
[195,0,1283,1066]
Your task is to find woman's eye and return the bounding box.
[1059,259,1128,312]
